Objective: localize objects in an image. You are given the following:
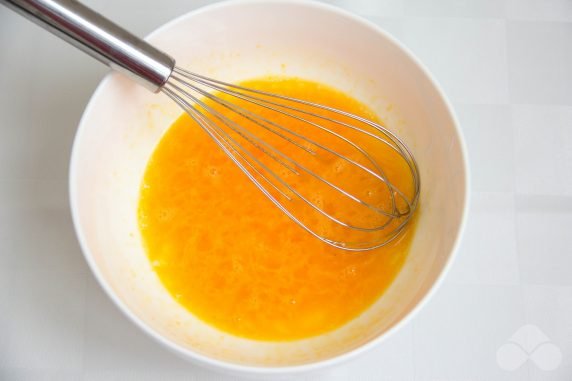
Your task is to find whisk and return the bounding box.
[2,0,420,251]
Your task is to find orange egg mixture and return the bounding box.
[138,77,416,341]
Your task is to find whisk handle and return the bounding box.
[1,0,175,92]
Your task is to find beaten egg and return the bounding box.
[138,77,416,341]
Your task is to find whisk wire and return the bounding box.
[162,67,420,251]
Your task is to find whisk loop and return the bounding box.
[162,68,420,251]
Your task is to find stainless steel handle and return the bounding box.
[1,0,175,92]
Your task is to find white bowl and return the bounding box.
[70,0,469,377]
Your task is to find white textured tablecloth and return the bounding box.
[1,0,571,380]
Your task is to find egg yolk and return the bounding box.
[138,77,416,341]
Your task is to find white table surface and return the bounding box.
[1,0,571,380]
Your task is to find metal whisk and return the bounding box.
[3,0,420,251]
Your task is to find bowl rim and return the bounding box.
[69,0,471,376]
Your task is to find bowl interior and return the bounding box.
[71,0,467,370]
